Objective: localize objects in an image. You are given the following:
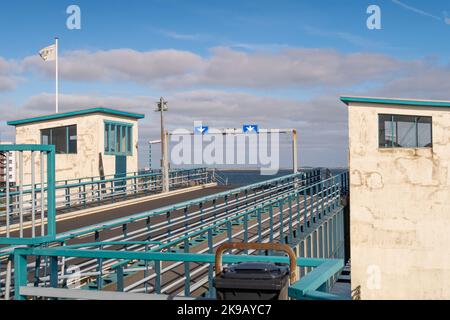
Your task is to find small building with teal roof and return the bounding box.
[7,107,145,184]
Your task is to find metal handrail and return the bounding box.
[1,169,346,299]
[12,246,344,300]
[0,167,212,222]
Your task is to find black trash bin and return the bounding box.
[214,262,290,300]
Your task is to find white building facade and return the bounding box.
[342,96,450,300]
[0,141,16,185]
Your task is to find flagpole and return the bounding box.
[55,37,59,113]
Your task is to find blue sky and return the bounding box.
[1,0,450,167]
[2,0,449,57]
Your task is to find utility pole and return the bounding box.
[156,97,169,193]
[292,129,298,173]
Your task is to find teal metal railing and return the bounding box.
[12,246,345,300]
[0,167,212,227]
[0,169,327,297]
[1,165,346,300]
[10,170,346,299]
[0,144,56,245]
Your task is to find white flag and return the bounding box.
[39,44,56,61]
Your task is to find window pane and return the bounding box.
[394,115,416,148]
[379,114,432,149]
[52,127,68,154]
[379,115,395,148]
[110,125,116,152]
[68,125,77,154]
[116,126,121,153]
[127,127,132,154]
[41,129,51,145]
[121,126,127,153]
[104,124,110,152]
[417,116,432,147]
[104,122,133,155]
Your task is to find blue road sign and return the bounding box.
[243,124,259,133]
[195,126,209,134]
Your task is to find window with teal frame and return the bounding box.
[41,125,77,154]
[104,121,133,156]
[378,114,432,148]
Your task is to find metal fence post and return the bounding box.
[14,250,28,300]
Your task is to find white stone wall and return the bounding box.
[348,102,450,299]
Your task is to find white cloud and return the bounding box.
[0,57,21,92]
[181,47,410,89]
[19,46,419,90]
[3,45,450,167]
[158,29,212,41]
[23,48,204,84]
[2,90,348,167]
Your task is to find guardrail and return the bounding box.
[0,168,328,298]
[1,166,345,298]
[2,169,347,299]
[0,167,212,229]
[0,145,56,245]
[12,246,345,300]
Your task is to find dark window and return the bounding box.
[378,114,432,148]
[68,125,77,153]
[41,125,77,154]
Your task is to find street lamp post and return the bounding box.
[156,97,169,193]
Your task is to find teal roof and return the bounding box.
[340,96,450,108]
[7,107,145,126]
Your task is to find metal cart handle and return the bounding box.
[215,242,298,283]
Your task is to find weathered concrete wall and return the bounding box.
[14,113,139,184]
[349,102,450,299]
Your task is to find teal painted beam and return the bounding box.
[18,247,327,268]
[7,107,145,126]
[14,251,28,300]
[104,120,134,127]
[63,240,163,249]
[0,235,55,245]
[303,290,347,300]
[288,259,344,298]
[0,144,55,152]
[46,146,56,238]
[340,96,450,108]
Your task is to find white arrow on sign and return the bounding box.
[195,126,208,134]
[243,125,258,133]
